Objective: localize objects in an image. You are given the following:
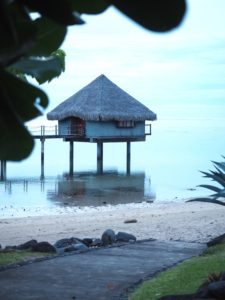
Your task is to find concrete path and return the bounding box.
[0,240,206,300]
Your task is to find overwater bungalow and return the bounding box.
[47,74,157,174]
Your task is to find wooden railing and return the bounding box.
[27,125,58,137]
[27,124,151,137]
[27,125,85,137]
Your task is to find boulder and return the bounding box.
[124,219,138,224]
[17,239,38,250]
[54,237,78,249]
[4,245,17,251]
[101,229,116,246]
[90,238,102,247]
[116,232,136,242]
[54,237,88,253]
[64,246,76,252]
[208,281,225,299]
[82,238,93,247]
[82,238,101,248]
[64,243,88,252]
[31,242,56,253]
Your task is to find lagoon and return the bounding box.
[1,102,225,217]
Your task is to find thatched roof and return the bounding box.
[47,74,157,121]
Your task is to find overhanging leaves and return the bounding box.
[51,49,66,72]
[109,0,187,32]
[11,56,64,84]
[71,0,109,14]
[0,0,17,49]
[20,0,84,25]
[0,69,48,160]
[28,17,67,57]
[0,19,36,67]
[0,102,34,161]
[0,80,30,160]
[0,70,48,122]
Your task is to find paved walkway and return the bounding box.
[0,240,206,300]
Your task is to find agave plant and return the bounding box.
[187,157,225,206]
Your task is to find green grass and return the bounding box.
[130,243,225,300]
[0,251,53,266]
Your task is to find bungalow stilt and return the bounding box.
[126,141,131,175]
[40,138,45,179]
[97,142,103,174]
[69,140,74,176]
[0,160,6,181]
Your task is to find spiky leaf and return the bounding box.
[213,161,225,173]
[190,157,225,206]
[198,184,222,193]
[187,198,225,206]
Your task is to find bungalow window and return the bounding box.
[117,121,135,128]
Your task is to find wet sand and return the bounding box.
[0,201,224,247]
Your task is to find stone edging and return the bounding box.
[0,238,156,273]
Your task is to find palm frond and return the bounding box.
[187,198,225,206]
[191,157,225,206]
[203,171,225,188]
[212,160,225,173]
[198,184,222,193]
[212,189,225,198]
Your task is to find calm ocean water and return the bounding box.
[1,102,224,217]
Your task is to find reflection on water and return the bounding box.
[0,171,155,218]
[48,171,155,207]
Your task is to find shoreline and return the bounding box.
[0,201,225,247]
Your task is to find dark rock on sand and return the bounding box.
[82,238,102,248]
[54,237,78,249]
[4,245,17,251]
[116,232,136,242]
[124,219,137,224]
[54,238,88,253]
[208,281,225,299]
[17,240,38,250]
[31,242,56,253]
[64,243,88,252]
[101,229,116,246]
[82,238,93,247]
[90,238,102,247]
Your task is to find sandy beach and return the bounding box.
[0,200,224,247]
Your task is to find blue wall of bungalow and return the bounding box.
[58,118,145,138]
[85,121,145,138]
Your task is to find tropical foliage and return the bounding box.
[0,0,187,161]
[187,157,225,206]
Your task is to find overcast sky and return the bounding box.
[32,0,225,124]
